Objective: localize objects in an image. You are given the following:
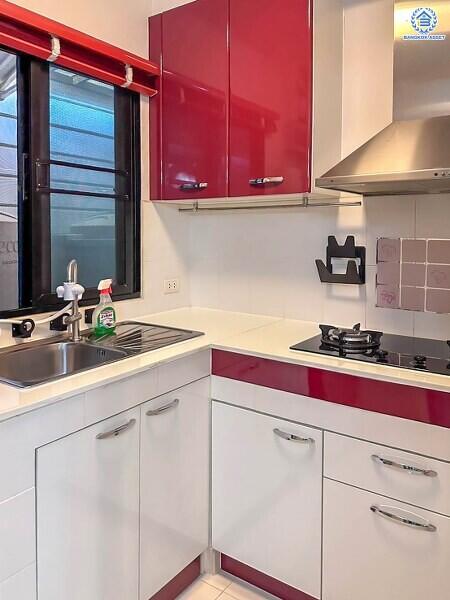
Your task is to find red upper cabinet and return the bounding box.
[228,0,312,197]
[150,0,312,201]
[149,0,229,201]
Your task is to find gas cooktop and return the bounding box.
[290,323,450,377]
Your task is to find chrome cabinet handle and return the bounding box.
[180,182,208,191]
[146,398,180,416]
[96,418,136,440]
[273,428,315,444]
[371,454,438,478]
[249,176,284,186]
[370,505,437,532]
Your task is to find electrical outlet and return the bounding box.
[164,278,180,294]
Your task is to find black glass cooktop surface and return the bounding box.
[291,326,450,377]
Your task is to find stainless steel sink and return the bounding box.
[0,321,203,388]
[0,341,128,388]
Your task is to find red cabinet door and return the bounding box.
[150,0,229,201]
[229,0,312,197]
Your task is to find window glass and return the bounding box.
[0,50,19,311]
[49,66,117,289]
[50,194,116,289]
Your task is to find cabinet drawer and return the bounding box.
[325,432,450,515]
[323,479,450,600]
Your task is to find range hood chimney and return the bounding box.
[316,0,450,196]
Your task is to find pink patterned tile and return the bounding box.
[376,285,400,309]
[402,239,426,263]
[401,263,426,287]
[400,287,425,312]
[427,264,450,290]
[377,238,400,263]
[426,289,450,314]
[428,240,450,264]
[377,262,400,285]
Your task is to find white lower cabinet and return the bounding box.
[36,408,140,600]
[323,478,450,600]
[140,378,210,600]
[1,564,36,600]
[212,401,322,599]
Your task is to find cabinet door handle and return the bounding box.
[371,454,438,477]
[96,418,136,440]
[273,428,315,444]
[180,182,208,191]
[370,505,437,532]
[146,398,180,416]
[249,176,284,186]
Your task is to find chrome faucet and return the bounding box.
[56,259,85,342]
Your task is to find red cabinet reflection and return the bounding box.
[149,0,229,200]
[229,0,312,197]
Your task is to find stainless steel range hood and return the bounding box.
[316,1,450,196]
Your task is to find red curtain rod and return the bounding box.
[0,0,159,95]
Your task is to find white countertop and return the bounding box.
[0,307,448,423]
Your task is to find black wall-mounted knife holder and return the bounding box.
[316,236,366,285]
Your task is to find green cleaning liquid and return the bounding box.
[93,279,116,337]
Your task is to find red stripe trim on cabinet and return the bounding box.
[0,0,159,96]
[212,350,450,429]
[149,557,201,600]
[221,555,316,600]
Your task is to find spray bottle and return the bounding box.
[92,279,116,337]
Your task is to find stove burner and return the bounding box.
[291,329,450,377]
[319,323,383,354]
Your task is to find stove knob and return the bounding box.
[414,355,427,364]
[413,355,428,369]
[375,349,389,362]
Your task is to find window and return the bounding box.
[0,47,140,317]
[0,50,18,312]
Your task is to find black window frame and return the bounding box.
[0,47,141,319]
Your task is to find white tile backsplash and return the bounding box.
[415,195,450,239]
[413,310,450,340]
[364,195,416,265]
[184,193,450,338]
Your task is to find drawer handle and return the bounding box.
[249,176,284,186]
[370,505,437,532]
[180,182,208,191]
[96,418,136,440]
[273,428,314,444]
[371,454,438,478]
[146,398,180,416]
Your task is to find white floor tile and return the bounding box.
[201,572,233,591]
[177,580,223,600]
[225,580,277,600]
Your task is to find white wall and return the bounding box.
[151,0,196,15]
